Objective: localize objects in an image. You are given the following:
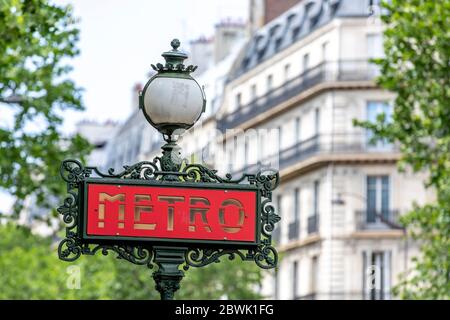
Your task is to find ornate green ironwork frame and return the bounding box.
[57,151,280,299]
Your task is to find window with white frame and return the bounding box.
[292,260,299,299]
[310,256,319,298]
[366,33,383,58]
[277,194,283,221]
[250,84,257,101]
[302,53,310,73]
[284,63,291,82]
[295,117,301,143]
[366,175,390,223]
[363,250,392,300]
[313,180,319,217]
[314,108,320,136]
[294,188,300,222]
[366,101,392,150]
[278,124,283,153]
[235,92,242,111]
[267,74,273,92]
[322,41,330,61]
[366,33,383,76]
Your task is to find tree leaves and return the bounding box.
[0,0,92,218]
[0,223,263,299]
[355,0,450,299]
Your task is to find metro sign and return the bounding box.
[58,159,280,280]
[81,180,260,246]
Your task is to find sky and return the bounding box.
[56,0,249,132]
[0,0,249,214]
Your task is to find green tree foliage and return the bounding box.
[0,223,263,299]
[0,0,264,300]
[0,0,92,218]
[355,0,450,299]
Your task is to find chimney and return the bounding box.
[248,0,302,35]
[188,36,214,76]
[213,18,246,64]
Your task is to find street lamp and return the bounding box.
[57,38,280,302]
[139,39,206,175]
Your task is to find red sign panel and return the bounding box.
[85,182,258,244]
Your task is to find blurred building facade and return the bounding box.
[97,0,431,300]
[75,120,119,167]
[214,0,430,300]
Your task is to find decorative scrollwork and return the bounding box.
[87,245,154,268]
[58,233,82,262]
[151,63,198,74]
[253,245,278,269]
[183,248,250,270]
[58,234,155,268]
[57,152,280,272]
[57,191,78,229]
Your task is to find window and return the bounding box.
[277,125,283,152]
[267,74,273,92]
[235,93,242,110]
[313,180,319,216]
[322,41,330,61]
[308,181,320,233]
[292,261,298,299]
[366,34,383,58]
[294,188,300,222]
[284,64,291,82]
[302,53,310,73]
[250,84,257,101]
[289,188,301,240]
[310,256,318,298]
[366,176,390,223]
[277,194,283,217]
[295,117,301,142]
[363,251,392,300]
[366,101,392,149]
[367,34,383,76]
[314,108,320,136]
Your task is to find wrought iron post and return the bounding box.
[152,142,186,300]
[152,246,187,300]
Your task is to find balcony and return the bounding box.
[218,59,378,131]
[355,210,402,230]
[231,133,396,176]
[288,220,300,240]
[307,215,319,234]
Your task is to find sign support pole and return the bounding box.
[152,246,188,300]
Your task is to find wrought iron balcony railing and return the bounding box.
[307,215,319,234]
[218,59,378,131]
[355,210,403,230]
[288,220,300,240]
[231,133,396,176]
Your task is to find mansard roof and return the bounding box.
[229,0,371,81]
